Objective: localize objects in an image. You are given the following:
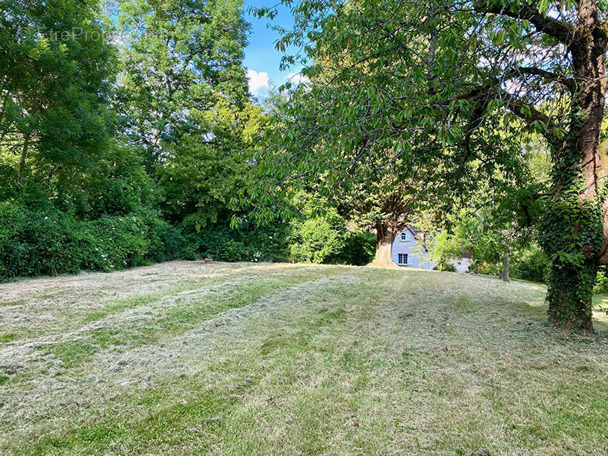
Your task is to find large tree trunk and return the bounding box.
[374,232,395,265]
[371,191,410,266]
[373,217,404,265]
[547,260,597,333]
[373,221,398,265]
[542,0,608,333]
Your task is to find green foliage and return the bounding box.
[113,0,269,268]
[429,218,473,271]
[468,260,497,276]
[429,163,544,279]
[284,191,374,265]
[435,262,457,273]
[0,0,116,187]
[539,126,606,327]
[539,192,604,326]
[288,216,347,264]
[539,189,604,270]
[0,0,262,279]
[334,231,376,266]
[160,102,266,229]
[0,0,188,280]
[510,247,550,283]
[593,266,608,294]
[253,0,530,211]
[0,202,185,279]
[116,0,249,169]
[187,191,376,265]
[190,221,288,263]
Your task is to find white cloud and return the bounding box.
[246,69,272,99]
[286,72,310,87]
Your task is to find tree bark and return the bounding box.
[543,0,607,332]
[371,191,410,266]
[374,220,399,265]
[502,254,510,283]
[18,133,31,185]
[547,260,597,334]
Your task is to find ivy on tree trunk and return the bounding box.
[259,0,608,332]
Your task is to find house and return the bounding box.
[391,225,436,270]
[391,225,472,272]
[448,250,473,273]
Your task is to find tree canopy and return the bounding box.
[254,0,608,331]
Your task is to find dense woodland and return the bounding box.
[3,0,608,331]
[0,0,380,275]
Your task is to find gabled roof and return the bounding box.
[404,224,420,237]
[400,224,430,253]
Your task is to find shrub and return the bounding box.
[468,260,499,276]
[334,231,376,266]
[0,201,186,280]
[594,266,608,294]
[435,263,457,273]
[192,222,289,263]
[511,247,550,283]
[289,217,346,264]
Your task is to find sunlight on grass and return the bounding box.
[1,262,607,455]
[593,293,608,310]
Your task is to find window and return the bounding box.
[398,254,409,265]
[401,232,409,241]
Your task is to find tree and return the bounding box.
[0,0,115,193]
[0,0,187,277]
[337,178,437,266]
[445,208,533,282]
[286,191,348,263]
[115,0,263,228]
[254,73,444,267]
[115,0,249,170]
[160,100,266,230]
[429,214,474,272]
[257,0,608,332]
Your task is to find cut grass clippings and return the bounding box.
[0,262,607,455]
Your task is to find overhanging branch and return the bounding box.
[474,1,574,44]
[505,99,557,132]
[453,68,562,137]
[514,66,575,90]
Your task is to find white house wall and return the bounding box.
[391,231,436,270]
[447,258,472,273]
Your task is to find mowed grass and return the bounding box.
[1,262,607,455]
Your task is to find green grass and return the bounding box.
[593,293,608,314]
[1,262,607,455]
[0,299,25,307]
[40,268,348,369]
[0,333,18,343]
[80,295,160,324]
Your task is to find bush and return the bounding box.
[435,263,457,272]
[334,231,376,266]
[467,260,497,276]
[594,266,608,294]
[289,216,346,264]
[0,201,186,280]
[190,218,375,267]
[511,247,550,283]
[191,222,289,263]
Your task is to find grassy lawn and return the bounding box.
[1,262,607,455]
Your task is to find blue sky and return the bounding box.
[242,0,303,98]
